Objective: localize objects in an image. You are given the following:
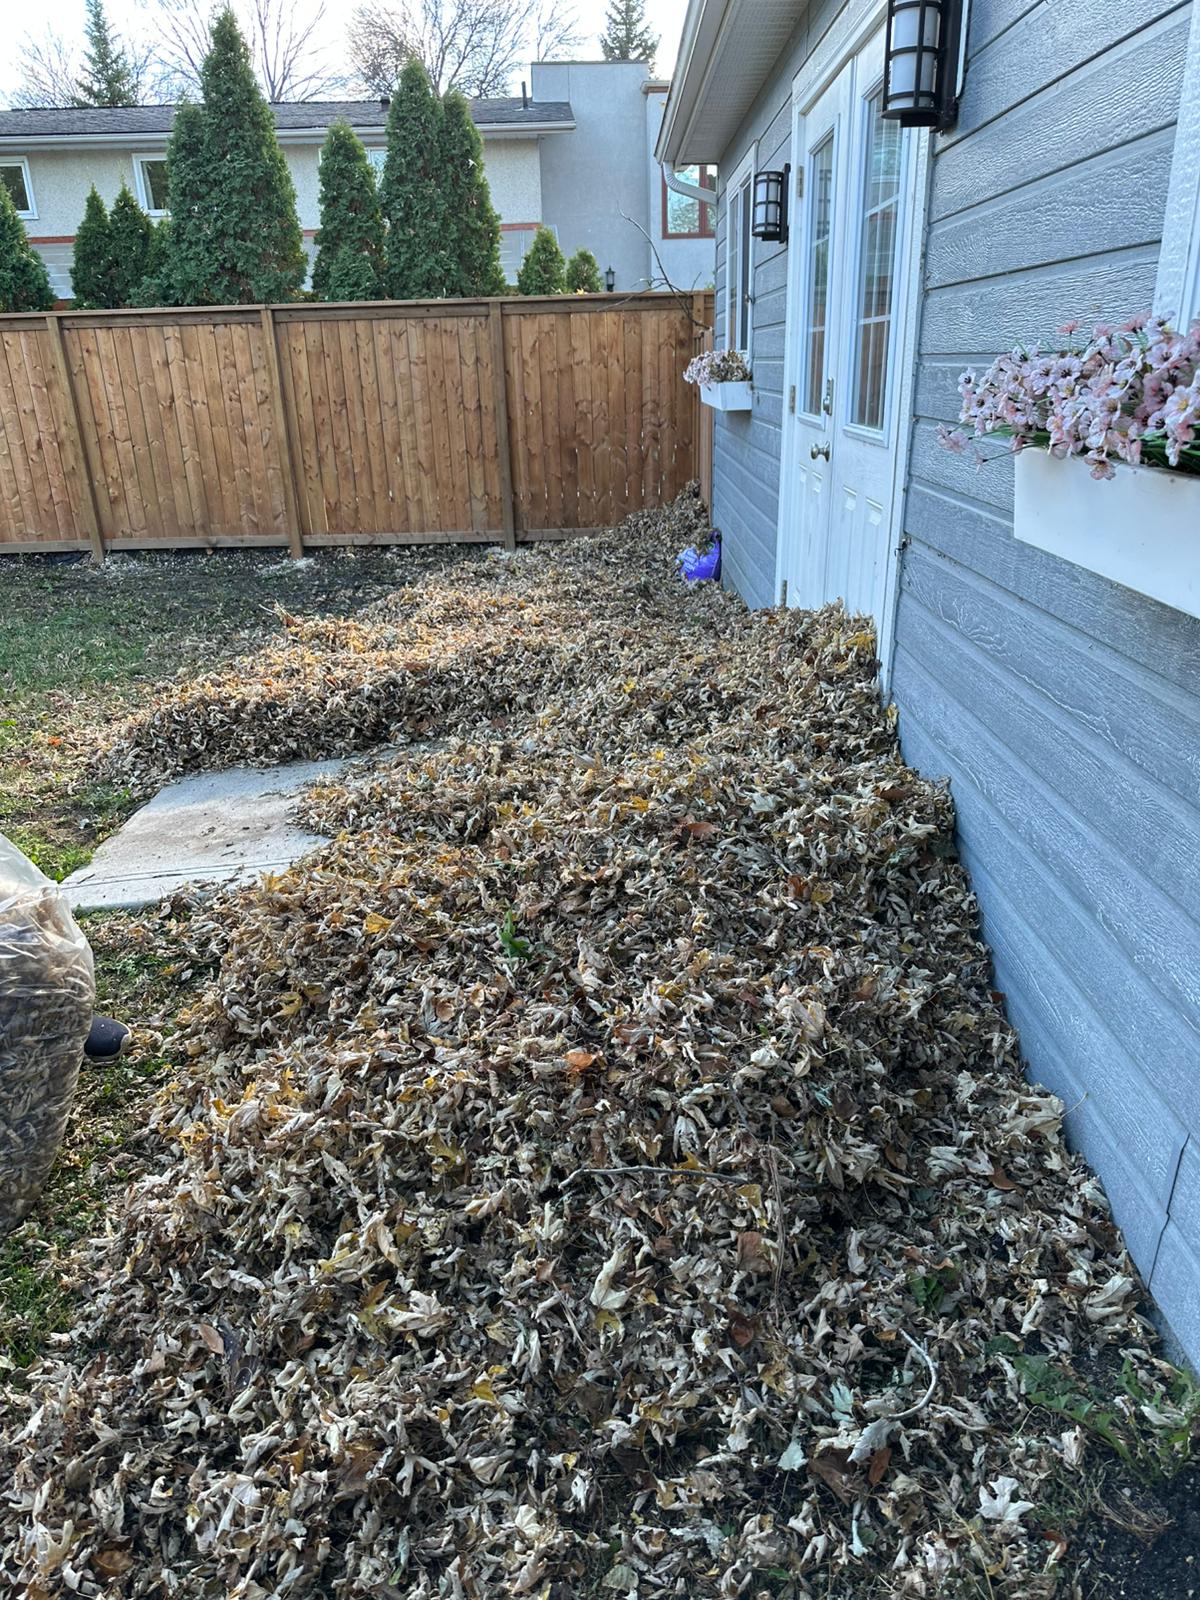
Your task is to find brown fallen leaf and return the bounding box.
[809,1448,856,1504]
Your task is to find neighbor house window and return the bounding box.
[366,148,386,176]
[725,148,755,355]
[662,164,716,238]
[1,159,35,219]
[134,156,170,215]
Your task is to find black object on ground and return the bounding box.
[83,1016,130,1062]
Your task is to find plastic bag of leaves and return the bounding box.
[677,530,721,582]
[0,832,94,1234]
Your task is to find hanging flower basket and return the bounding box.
[1014,450,1200,619]
[699,381,753,412]
[684,348,753,412]
[938,314,1200,616]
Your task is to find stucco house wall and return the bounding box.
[686,0,1200,1369]
[533,60,655,290]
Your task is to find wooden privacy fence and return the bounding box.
[0,292,715,558]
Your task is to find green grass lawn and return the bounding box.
[0,545,428,1365]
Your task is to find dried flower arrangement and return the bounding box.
[938,315,1200,479]
[1,492,1195,1598]
[683,347,752,387]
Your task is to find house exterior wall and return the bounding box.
[532,60,654,290]
[702,0,1200,1366]
[891,0,1200,1368]
[645,90,716,292]
[12,131,546,298]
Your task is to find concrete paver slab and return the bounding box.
[62,758,348,912]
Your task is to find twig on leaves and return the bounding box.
[847,1331,940,1463]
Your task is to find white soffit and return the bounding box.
[657,0,808,166]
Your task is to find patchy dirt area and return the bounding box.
[0,545,461,881]
[1,494,1196,1598]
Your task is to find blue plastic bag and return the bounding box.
[678,534,721,583]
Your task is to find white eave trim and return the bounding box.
[657,0,807,167]
[656,0,732,165]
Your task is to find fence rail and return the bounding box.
[0,292,714,557]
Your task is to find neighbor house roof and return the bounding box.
[656,0,805,166]
[0,97,576,148]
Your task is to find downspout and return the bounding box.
[661,163,717,207]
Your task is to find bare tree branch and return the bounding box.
[347,0,550,98]
[534,5,583,62]
[13,30,89,109]
[140,0,343,101]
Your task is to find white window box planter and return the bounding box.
[699,381,753,412]
[1014,449,1200,621]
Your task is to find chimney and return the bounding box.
[521,80,528,109]
[379,96,389,110]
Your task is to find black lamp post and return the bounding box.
[605,265,616,293]
[751,165,789,245]
[881,0,967,129]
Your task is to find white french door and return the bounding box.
[778,24,923,672]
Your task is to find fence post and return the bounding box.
[44,313,105,564]
[489,301,517,549]
[259,305,305,559]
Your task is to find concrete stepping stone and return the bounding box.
[62,758,348,913]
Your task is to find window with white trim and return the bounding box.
[366,148,386,177]
[133,156,170,215]
[724,147,755,356]
[1155,2,1200,327]
[1,158,35,220]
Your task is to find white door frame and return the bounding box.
[774,0,931,688]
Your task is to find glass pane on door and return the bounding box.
[803,134,835,415]
[850,92,903,429]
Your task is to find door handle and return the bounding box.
[810,441,831,461]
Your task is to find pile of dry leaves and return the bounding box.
[2,490,1193,1599]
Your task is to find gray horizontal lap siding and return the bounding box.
[894,0,1200,1363]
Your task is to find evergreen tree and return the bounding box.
[440,90,505,297]
[161,103,207,305]
[71,186,114,308]
[565,248,602,294]
[108,181,153,305]
[0,182,54,312]
[517,226,566,295]
[599,0,658,63]
[164,10,306,306]
[324,247,382,302]
[73,0,141,107]
[312,122,385,301]
[379,58,451,300]
[132,218,175,306]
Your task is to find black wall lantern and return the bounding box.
[751,165,789,245]
[881,0,967,129]
[605,265,616,293]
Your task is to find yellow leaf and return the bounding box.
[594,1308,623,1336]
[472,1376,501,1406]
[364,911,392,935]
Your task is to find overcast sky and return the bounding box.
[1,0,690,105]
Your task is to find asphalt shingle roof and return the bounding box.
[0,98,575,138]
